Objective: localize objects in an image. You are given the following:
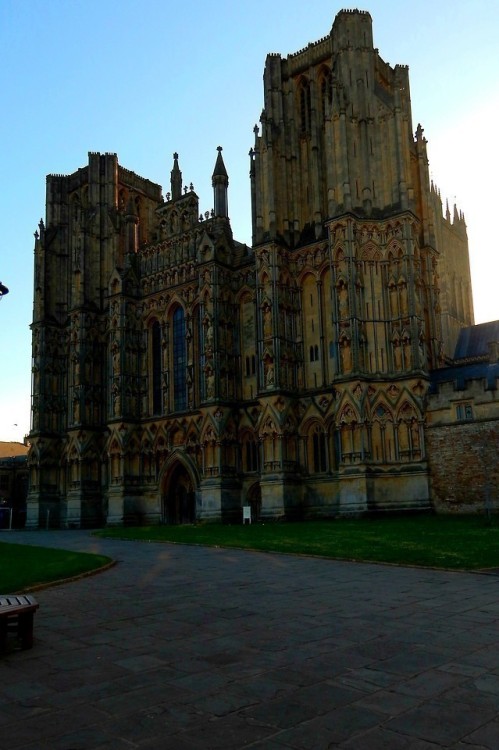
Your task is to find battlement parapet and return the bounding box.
[430,360,499,401]
[337,8,371,16]
[289,35,330,59]
[118,165,162,201]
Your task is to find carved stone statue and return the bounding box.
[263,305,272,338]
[265,361,275,387]
[340,339,352,373]
[338,283,349,319]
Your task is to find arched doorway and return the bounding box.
[163,462,195,524]
[247,482,262,522]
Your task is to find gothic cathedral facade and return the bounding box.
[27,10,474,527]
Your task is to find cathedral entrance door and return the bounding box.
[163,463,195,524]
[247,483,261,522]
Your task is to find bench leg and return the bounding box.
[17,613,34,649]
[0,618,7,653]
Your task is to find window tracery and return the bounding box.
[172,307,187,411]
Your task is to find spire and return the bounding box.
[213,145,228,180]
[170,152,182,201]
[212,146,229,218]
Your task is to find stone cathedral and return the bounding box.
[27,10,475,528]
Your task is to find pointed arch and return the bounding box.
[336,399,362,465]
[370,398,395,463]
[318,65,333,119]
[246,482,262,522]
[165,304,186,411]
[297,75,312,134]
[239,427,259,473]
[149,319,162,415]
[359,243,382,262]
[398,276,409,317]
[396,401,422,461]
[126,434,141,476]
[301,417,327,475]
[371,399,394,422]
[387,241,403,262]
[159,451,199,524]
[260,270,270,287]
[337,277,349,320]
[337,400,360,426]
[397,400,417,422]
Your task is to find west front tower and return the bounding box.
[249,10,473,515]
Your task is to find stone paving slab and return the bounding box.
[0,530,498,748]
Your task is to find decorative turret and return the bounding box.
[212,146,229,218]
[170,152,182,201]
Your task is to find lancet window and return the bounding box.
[298,77,312,134]
[151,321,162,415]
[312,425,327,473]
[172,307,187,411]
[242,433,259,473]
[319,68,333,119]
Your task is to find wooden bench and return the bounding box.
[0,594,39,652]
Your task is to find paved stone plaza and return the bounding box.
[1,530,499,749]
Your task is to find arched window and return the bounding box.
[194,305,204,405]
[244,439,259,473]
[299,78,311,134]
[172,308,187,411]
[312,426,327,473]
[320,69,332,119]
[151,321,162,415]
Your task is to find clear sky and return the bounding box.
[1,0,498,443]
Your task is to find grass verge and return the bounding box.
[95,515,499,570]
[0,542,112,593]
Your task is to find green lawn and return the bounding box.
[0,542,112,593]
[95,515,499,570]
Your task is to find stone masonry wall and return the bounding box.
[426,419,499,513]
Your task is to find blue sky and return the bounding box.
[1,0,498,442]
